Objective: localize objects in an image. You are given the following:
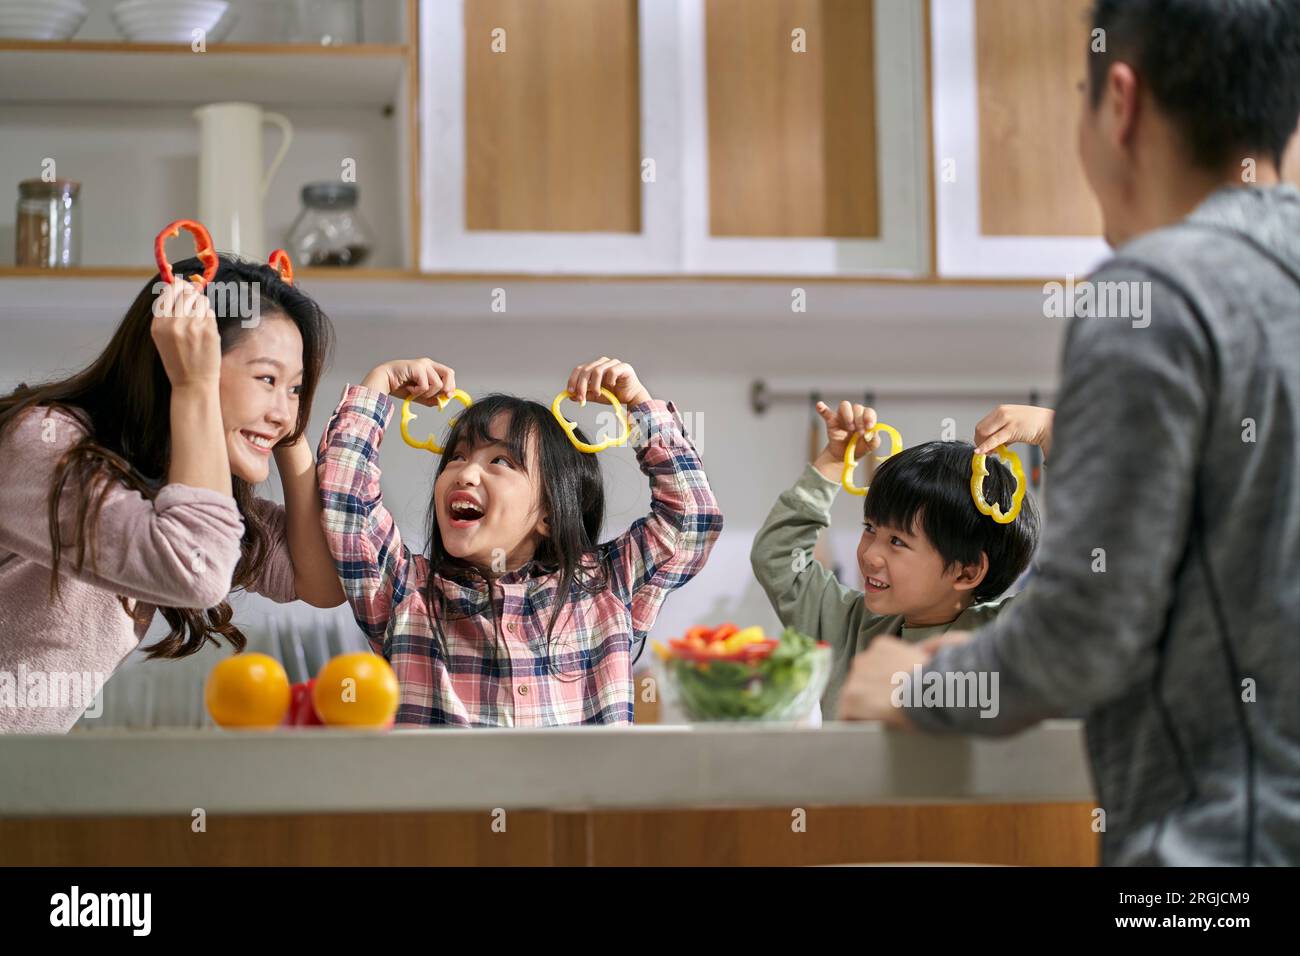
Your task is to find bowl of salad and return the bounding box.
[652,624,830,722]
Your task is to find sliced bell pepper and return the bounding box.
[721,626,766,652]
[842,424,904,497]
[267,248,294,286]
[400,390,474,455]
[970,444,1027,524]
[154,219,218,290]
[551,387,630,454]
[710,623,739,642]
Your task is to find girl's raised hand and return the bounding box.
[362,358,457,406]
[814,400,880,462]
[566,356,651,407]
[151,278,221,391]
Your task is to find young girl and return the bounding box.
[316,355,723,726]
[0,255,343,733]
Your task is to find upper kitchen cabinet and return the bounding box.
[930,0,1110,278]
[420,0,930,275]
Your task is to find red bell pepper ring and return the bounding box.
[267,248,294,286]
[154,219,218,290]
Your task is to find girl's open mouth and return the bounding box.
[448,495,486,527]
[864,576,890,593]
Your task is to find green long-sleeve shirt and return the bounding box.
[749,463,1013,719]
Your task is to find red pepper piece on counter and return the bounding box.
[154,219,219,290]
[284,678,324,726]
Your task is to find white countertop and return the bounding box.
[0,720,1093,817]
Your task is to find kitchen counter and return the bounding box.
[1,720,1091,816]
[0,721,1099,865]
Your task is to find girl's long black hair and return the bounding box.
[421,394,611,678]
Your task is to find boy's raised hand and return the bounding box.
[973,404,1054,458]
[361,358,457,406]
[815,400,880,458]
[566,356,652,407]
[813,400,880,483]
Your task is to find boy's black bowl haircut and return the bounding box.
[862,441,1040,603]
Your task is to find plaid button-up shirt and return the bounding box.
[317,385,723,726]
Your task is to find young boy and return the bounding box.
[750,400,1040,719]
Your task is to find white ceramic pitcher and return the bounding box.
[193,102,294,259]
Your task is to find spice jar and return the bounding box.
[15,179,81,268]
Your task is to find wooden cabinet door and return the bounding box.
[930,0,1109,277]
[681,0,929,274]
[420,0,679,272]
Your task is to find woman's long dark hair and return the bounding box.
[422,395,610,678]
[0,254,333,659]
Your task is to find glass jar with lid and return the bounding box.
[285,182,374,268]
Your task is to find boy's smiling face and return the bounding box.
[435,411,550,573]
[856,514,987,627]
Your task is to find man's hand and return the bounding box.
[973,404,1054,458]
[916,630,975,656]
[838,636,930,727]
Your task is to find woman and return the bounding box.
[0,255,343,733]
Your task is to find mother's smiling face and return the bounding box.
[218,314,304,484]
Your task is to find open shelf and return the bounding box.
[0,42,407,107]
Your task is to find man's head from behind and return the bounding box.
[858,441,1040,625]
[1079,0,1300,245]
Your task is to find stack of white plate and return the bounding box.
[111,0,232,44]
[0,0,88,40]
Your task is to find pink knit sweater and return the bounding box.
[0,406,298,733]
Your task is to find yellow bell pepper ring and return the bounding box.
[841,424,903,497]
[970,444,1027,524]
[551,387,631,454]
[399,389,473,455]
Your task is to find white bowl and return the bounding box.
[0,6,83,21]
[110,0,229,43]
[113,0,228,17]
[0,25,85,41]
[0,7,85,39]
[0,11,80,21]
[0,0,86,13]
[115,0,227,9]
[113,0,227,8]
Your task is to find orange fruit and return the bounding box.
[312,652,400,728]
[205,653,291,728]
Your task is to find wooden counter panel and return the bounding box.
[0,803,1097,866]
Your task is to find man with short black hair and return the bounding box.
[840,0,1300,865]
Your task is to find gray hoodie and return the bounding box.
[909,185,1300,866]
